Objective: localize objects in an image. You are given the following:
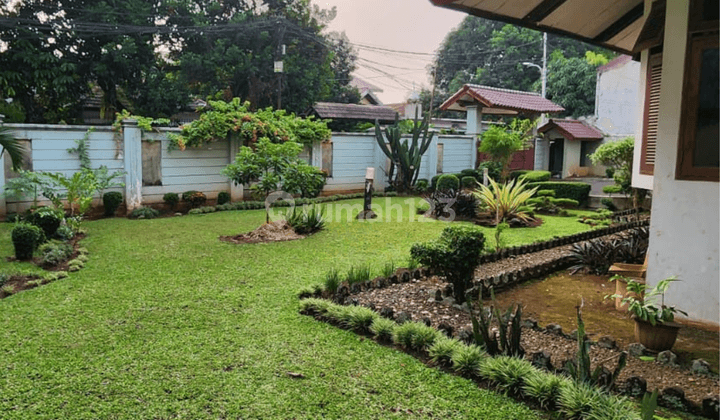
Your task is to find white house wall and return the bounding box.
[595,59,641,136]
[643,0,719,324]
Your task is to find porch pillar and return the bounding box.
[122,119,143,211]
[467,105,482,169]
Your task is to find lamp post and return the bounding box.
[522,33,547,99]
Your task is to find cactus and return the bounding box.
[374,109,434,192]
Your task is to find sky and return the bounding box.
[311,0,466,104]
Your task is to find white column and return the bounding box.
[122,119,143,211]
[466,105,483,136]
[229,136,244,202]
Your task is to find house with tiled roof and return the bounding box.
[349,77,384,105]
[537,118,605,177]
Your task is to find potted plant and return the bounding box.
[609,276,687,351]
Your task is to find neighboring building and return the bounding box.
[349,77,384,105]
[431,0,719,325]
[440,84,565,171]
[594,55,641,137]
[307,102,397,131]
[537,119,604,178]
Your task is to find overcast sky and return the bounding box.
[311,0,466,104]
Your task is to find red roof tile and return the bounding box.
[440,84,564,114]
[538,119,604,141]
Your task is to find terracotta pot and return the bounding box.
[634,318,681,351]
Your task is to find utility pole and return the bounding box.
[541,32,547,100]
[275,44,285,110]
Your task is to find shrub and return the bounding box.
[163,192,180,208]
[527,182,591,206]
[520,170,551,182]
[602,184,623,195]
[324,268,341,294]
[12,223,43,260]
[523,371,569,409]
[182,190,207,208]
[430,175,441,191]
[468,290,524,357]
[568,239,616,275]
[38,240,74,266]
[411,225,485,303]
[331,305,378,333]
[455,192,478,219]
[605,167,615,178]
[415,179,429,193]
[298,297,332,315]
[600,197,617,211]
[554,198,579,208]
[509,170,530,180]
[436,174,460,192]
[536,189,556,197]
[346,264,371,285]
[428,336,462,367]
[102,191,123,216]
[473,178,538,224]
[55,225,74,241]
[461,176,477,189]
[479,356,536,396]
[370,317,396,342]
[282,164,327,198]
[381,260,395,278]
[27,207,63,238]
[452,344,485,376]
[477,161,502,182]
[588,394,640,420]
[284,204,326,235]
[423,189,458,220]
[217,191,231,205]
[128,206,160,219]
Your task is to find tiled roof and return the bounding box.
[350,77,383,93]
[597,55,633,73]
[538,119,604,141]
[440,84,564,114]
[311,102,397,121]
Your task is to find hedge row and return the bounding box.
[527,182,592,206]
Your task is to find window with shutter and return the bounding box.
[640,54,662,175]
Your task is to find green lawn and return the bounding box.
[0,198,594,419]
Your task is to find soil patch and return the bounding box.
[220,220,305,244]
[0,274,45,298]
[5,233,86,272]
[354,276,719,408]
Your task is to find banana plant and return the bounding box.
[374,110,434,192]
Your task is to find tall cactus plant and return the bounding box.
[374,110,434,192]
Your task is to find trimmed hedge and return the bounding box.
[528,182,591,206]
[520,171,551,182]
[461,176,477,189]
[436,174,460,192]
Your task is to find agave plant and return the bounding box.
[472,177,539,224]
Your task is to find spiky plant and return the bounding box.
[478,356,535,396]
[558,381,604,420]
[473,177,539,224]
[391,322,439,351]
[523,371,569,409]
[428,336,462,367]
[324,268,341,294]
[0,126,24,171]
[451,345,486,377]
[370,317,395,342]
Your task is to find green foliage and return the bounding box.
[391,321,440,351]
[468,289,524,357]
[451,344,486,376]
[519,170,551,182]
[415,179,430,194]
[590,137,635,196]
[182,191,207,208]
[527,182,591,205]
[566,305,627,390]
[640,389,659,420]
[284,205,326,235]
[370,317,396,342]
[381,260,396,278]
[602,185,623,195]
[479,356,535,396]
[461,176,477,189]
[428,336,462,366]
[55,225,75,241]
[27,207,64,238]
[406,256,420,270]
[128,207,160,219]
[282,164,327,198]
[374,112,435,192]
[323,269,341,294]
[217,192,231,205]
[437,174,460,192]
[476,161,503,182]
[600,198,618,211]
[536,189,556,197]
[479,119,535,180]
[494,222,509,251]
[103,192,123,217]
[545,54,599,118]
[553,198,579,208]
[523,371,569,409]
[169,99,330,150]
[610,276,687,325]
[587,394,640,420]
[163,193,180,209]
[44,169,99,217]
[346,264,371,285]
[410,225,485,303]
[12,223,43,260]
[558,382,605,420]
[0,101,26,123]
[327,305,378,333]
[474,177,538,224]
[38,240,73,266]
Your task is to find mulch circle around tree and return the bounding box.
[219,220,305,244]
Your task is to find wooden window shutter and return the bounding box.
[640,54,662,175]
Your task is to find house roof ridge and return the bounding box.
[466,84,542,97]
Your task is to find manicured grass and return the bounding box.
[0,198,593,419]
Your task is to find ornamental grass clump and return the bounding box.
[558,381,604,420]
[298,298,332,316]
[323,268,341,294]
[346,264,371,285]
[370,317,395,342]
[428,336,462,367]
[451,344,486,377]
[392,321,440,351]
[478,356,535,396]
[523,371,569,409]
[473,177,538,225]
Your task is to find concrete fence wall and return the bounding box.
[0,121,476,216]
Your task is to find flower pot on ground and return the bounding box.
[608,276,687,352]
[634,317,682,352]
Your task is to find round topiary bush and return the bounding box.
[163,192,180,209]
[26,207,63,237]
[12,223,43,260]
[436,174,460,192]
[461,176,477,190]
[182,190,207,208]
[103,191,123,217]
[217,191,231,205]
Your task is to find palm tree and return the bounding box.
[0,126,24,171]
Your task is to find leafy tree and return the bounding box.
[589,137,647,208]
[478,119,535,180]
[544,52,608,118]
